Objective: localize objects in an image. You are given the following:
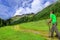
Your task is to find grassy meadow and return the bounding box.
[0,17,60,40]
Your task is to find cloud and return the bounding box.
[0,0,57,20]
[44,1,51,8]
[31,0,43,13]
[14,0,43,16]
[14,0,56,16]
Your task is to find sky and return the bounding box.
[0,0,57,20]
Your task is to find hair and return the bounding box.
[51,10,54,14]
[52,11,54,14]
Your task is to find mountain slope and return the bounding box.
[33,2,60,20]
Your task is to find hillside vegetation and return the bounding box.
[33,2,60,20]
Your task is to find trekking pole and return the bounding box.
[46,19,51,37]
[47,23,51,38]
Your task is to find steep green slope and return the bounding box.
[33,2,60,20]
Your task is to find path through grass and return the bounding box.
[12,25,58,40]
[16,17,60,40]
[0,26,46,40]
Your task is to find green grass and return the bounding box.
[20,20,48,31]
[0,26,45,40]
[0,17,60,40]
[19,17,60,31]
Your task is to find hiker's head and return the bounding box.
[50,10,54,14]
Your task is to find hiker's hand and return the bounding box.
[48,22,49,25]
[47,21,50,26]
[48,19,51,24]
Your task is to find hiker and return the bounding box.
[48,10,60,39]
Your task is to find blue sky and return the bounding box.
[0,0,57,20]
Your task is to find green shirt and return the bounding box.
[50,13,57,24]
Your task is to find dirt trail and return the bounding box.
[12,25,58,40]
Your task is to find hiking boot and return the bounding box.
[49,36,53,38]
[55,35,58,37]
